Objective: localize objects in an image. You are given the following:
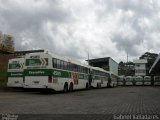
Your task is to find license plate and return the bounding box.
[34,81,39,84]
[15,81,19,83]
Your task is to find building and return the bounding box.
[133,59,148,76]
[87,57,118,75]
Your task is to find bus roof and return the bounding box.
[26,52,90,68]
[9,57,24,62]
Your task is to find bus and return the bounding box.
[109,73,118,87]
[125,76,134,86]
[154,76,160,86]
[23,52,112,92]
[7,57,24,88]
[90,67,109,88]
[23,52,92,92]
[135,76,143,85]
[118,76,124,86]
[144,76,151,85]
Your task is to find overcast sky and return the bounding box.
[0,0,160,62]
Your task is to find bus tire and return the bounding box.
[69,82,73,92]
[63,82,68,93]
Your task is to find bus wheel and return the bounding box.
[69,82,73,92]
[64,83,68,93]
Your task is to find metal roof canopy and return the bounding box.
[87,57,110,62]
[149,53,160,74]
[86,57,110,67]
[86,57,118,70]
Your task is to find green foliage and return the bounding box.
[139,52,158,70]
[118,61,134,76]
[139,52,158,60]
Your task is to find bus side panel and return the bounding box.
[91,80,101,88]
[46,77,66,91]
[101,80,108,87]
[7,77,23,87]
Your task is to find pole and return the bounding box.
[88,51,89,65]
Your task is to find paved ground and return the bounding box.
[0,87,160,119]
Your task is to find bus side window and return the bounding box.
[60,61,64,70]
[73,64,75,71]
[83,67,85,73]
[80,66,82,73]
[57,59,60,69]
[75,65,78,72]
[64,61,67,70]
[77,65,79,72]
[69,63,72,71]
[77,65,80,72]
[62,61,64,70]
[53,58,57,68]
[84,67,86,73]
[66,62,69,70]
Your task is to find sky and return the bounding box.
[0,0,160,63]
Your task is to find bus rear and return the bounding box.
[7,58,24,88]
[23,53,52,89]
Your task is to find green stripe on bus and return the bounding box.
[24,69,52,76]
[24,69,71,78]
[52,69,71,78]
[7,72,23,77]
[24,69,87,79]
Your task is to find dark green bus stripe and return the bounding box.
[7,72,23,77]
[24,69,88,79]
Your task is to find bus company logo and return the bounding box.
[29,70,45,75]
[53,71,61,76]
[11,73,23,76]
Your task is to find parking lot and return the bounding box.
[0,87,160,119]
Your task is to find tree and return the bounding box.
[139,52,158,60]
[118,61,134,76]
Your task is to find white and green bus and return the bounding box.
[23,52,92,92]
[109,73,118,87]
[90,67,109,88]
[125,76,134,86]
[23,52,112,92]
[154,76,160,86]
[144,76,151,85]
[135,76,143,86]
[118,76,124,86]
[7,58,24,88]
